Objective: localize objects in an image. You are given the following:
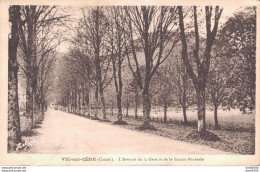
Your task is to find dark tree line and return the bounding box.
[8,6,22,151]
[8,5,66,151]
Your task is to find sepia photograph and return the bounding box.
[0,0,259,166]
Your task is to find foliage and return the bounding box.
[218,7,256,111]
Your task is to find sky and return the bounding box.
[56,5,242,53]
[220,6,242,24]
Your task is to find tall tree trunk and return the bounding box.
[111,48,123,122]
[82,83,85,105]
[88,81,91,116]
[117,74,123,122]
[126,93,129,117]
[142,87,151,125]
[40,96,45,121]
[95,81,99,103]
[163,102,167,123]
[94,7,100,117]
[111,103,114,116]
[117,94,123,122]
[39,90,44,121]
[8,5,22,151]
[182,70,188,123]
[134,92,138,119]
[196,87,206,132]
[94,78,99,118]
[82,83,85,115]
[26,78,33,130]
[25,6,36,130]
[74,88,77,113]
[8,66,21,150]
[70,93,72,112]
[97,59,106,119]
[39,91,45,121]
[183,106,187,123]
[78,89,81,112]
[41,102,45,121]
[100,90,107,119]
[32,88,39,124]
[67,94,70,112]
[66,93,69,112]
[139,87,156,130]
[214,103,219,129]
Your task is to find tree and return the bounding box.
[65,42,94,116]
[68,19,98,115]
[127,73,141,119]
[150,67,173,123]
[8,5,22,151]
[37,49,57,120]
[54,55,75,112]
[178,6,223,133]
[164,54,195,123]
[63,54,83,113]
[219,7,256,112]
[81,7,112,120]
[106,7,128,124]
[18,6,67,129]
[18,6,37,129]
[206,53,230,129]
[123,6,180,130]
[34,17,62,121]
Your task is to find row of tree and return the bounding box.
[8,5,66,151]
[55,6,256,133]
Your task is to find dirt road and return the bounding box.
[26,109,232,154]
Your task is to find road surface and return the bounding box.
[26,109,232,154]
